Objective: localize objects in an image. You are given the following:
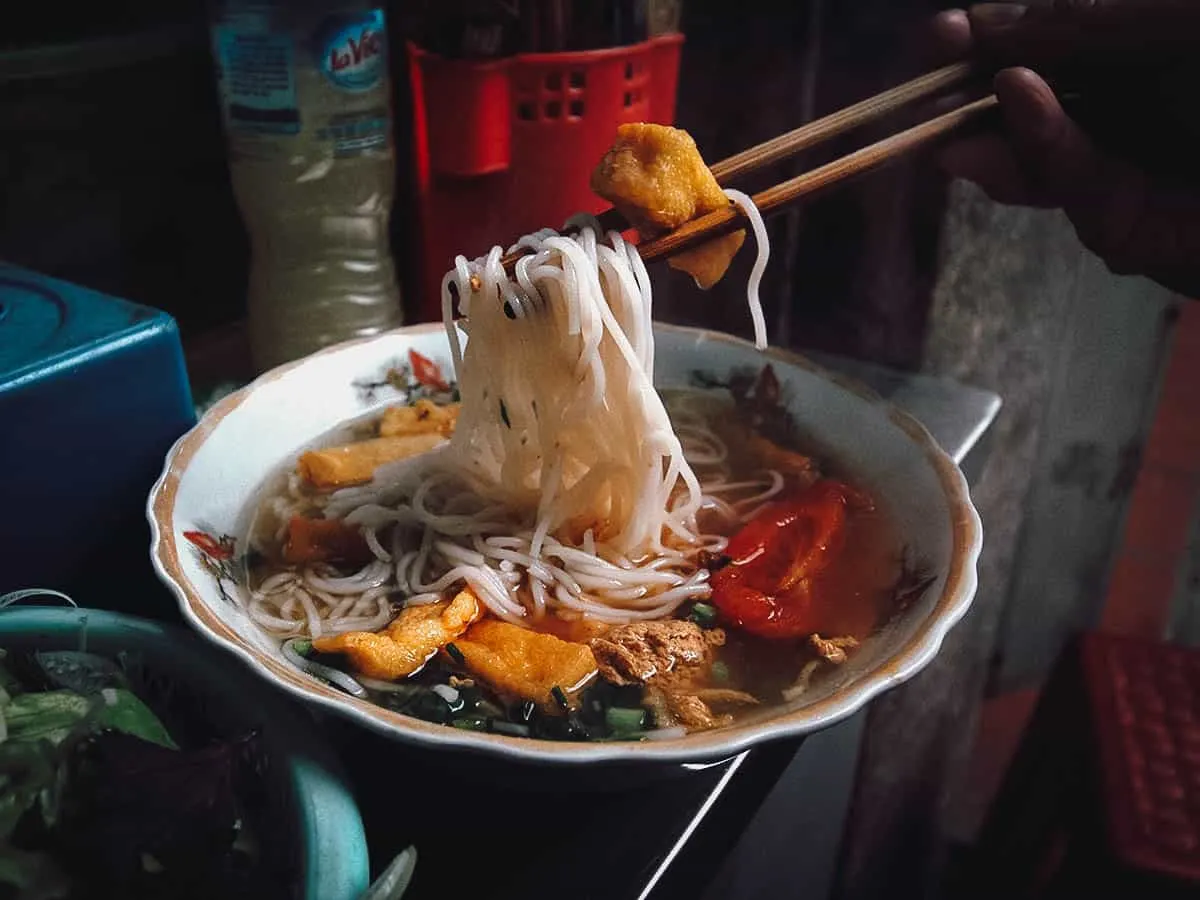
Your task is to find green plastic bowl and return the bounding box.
[0,606,369,900]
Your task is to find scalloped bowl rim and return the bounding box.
[148,322,982,766]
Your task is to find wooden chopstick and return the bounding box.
[498,64,991,274]
[581,61,979,239]
[708,61,977,185]
[637,94,999,265]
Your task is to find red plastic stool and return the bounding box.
[959,633,1200,899]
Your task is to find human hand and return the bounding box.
[933,2,1200,296]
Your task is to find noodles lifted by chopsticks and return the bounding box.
[289,214,773,631]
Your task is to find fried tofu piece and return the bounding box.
[592,123,725,232]
[282,516,370,566]
[379,400,460,439]
[591,123,746,289]
[312,589,482,680]
[671,232,747,290]
[453,620,598,706]
[297,433,445,490]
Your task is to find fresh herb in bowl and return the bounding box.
[0,647,276,900]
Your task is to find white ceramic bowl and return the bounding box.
[148,323,982,766]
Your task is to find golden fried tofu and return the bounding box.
[312,589,482,680]
[591,123,746,289]
[453,620,597,706]
[297,432,446,490]
[379,400,460,439]
[670,232,747,290]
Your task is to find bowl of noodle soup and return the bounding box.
[149,221,981,766]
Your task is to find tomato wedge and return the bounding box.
[709,479,868,639]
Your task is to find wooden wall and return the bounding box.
[838,185,1178,898]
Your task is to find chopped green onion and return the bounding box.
[452,716,489,731]
[606,707,646,735]
[290,639,313,657]
[689,602,718,628]
[550,685,570,711]
[445,643,466,665]
[711,661,730,684]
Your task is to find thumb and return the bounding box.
[993,67,1146,266]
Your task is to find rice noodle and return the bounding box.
[724,189,770,351]
[247,216,786,638]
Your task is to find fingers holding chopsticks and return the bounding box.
[932,3,1200,296]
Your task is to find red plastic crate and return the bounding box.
[1083,633,1200,883]
[964,634,1200,897]
[405,34,684,321]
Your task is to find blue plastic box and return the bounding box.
[0,263,196,613]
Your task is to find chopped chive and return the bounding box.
[711,661,730,684]
[499,398,511,428]
[290,639,313,657]
[445,643,466,665]
[550,685,570,711]
[606,707,646,735]
[452,716,489,732]
[689,602,718,628]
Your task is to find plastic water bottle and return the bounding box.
[209,0,403,371]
